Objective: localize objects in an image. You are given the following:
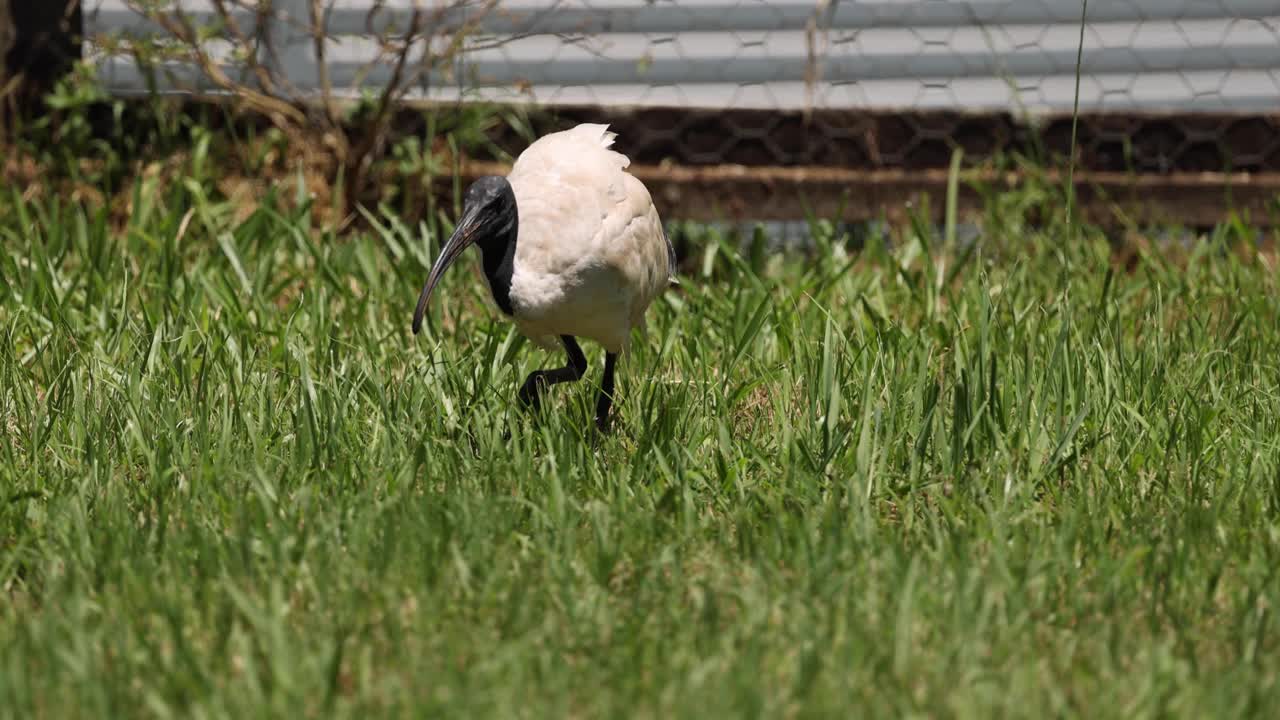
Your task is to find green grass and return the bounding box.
[2,158,1280,718]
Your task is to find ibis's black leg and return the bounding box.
[594,352,618,433]
[519,335,587,411]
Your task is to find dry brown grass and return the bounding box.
[1,111,464,236]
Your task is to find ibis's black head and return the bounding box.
[412,175,518,334]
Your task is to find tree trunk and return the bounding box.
[3,0,81,114]
[0,0,14,86]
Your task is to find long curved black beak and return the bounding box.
[412,208,480,335]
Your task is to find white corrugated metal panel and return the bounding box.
[84,1,1280,114]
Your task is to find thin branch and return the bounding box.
[310,0,340,128]
[804,0,839,122]
[206,0,288,100]
[145,5,304,125]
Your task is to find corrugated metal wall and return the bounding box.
[84,1,1280,115]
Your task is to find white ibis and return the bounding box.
[412,123,677,432]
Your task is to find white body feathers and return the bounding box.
[499,124,673,353]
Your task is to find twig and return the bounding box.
[804,0,839,122]
[144,3,304,125]
[208,0,285,100]
[310,0,341,129]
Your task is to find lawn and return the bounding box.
[2,147,1280,717]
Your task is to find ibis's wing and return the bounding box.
[507,123,643,282]
[601,173,672,326]
[506,124,673,349]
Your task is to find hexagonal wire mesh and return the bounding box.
[84,0,1280,223]
[464,0,1280,175]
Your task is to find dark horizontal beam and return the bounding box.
[458,159,1280,228]
[478,106,1280,176]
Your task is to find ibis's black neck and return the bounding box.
[475,201,518,316]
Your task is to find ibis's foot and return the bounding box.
[517,373,547,411]
[593,351,618,434]
[518,335,587,414]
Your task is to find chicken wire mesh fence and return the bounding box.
[80,0,1280,225]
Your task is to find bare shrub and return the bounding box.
[96,0,541,218]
